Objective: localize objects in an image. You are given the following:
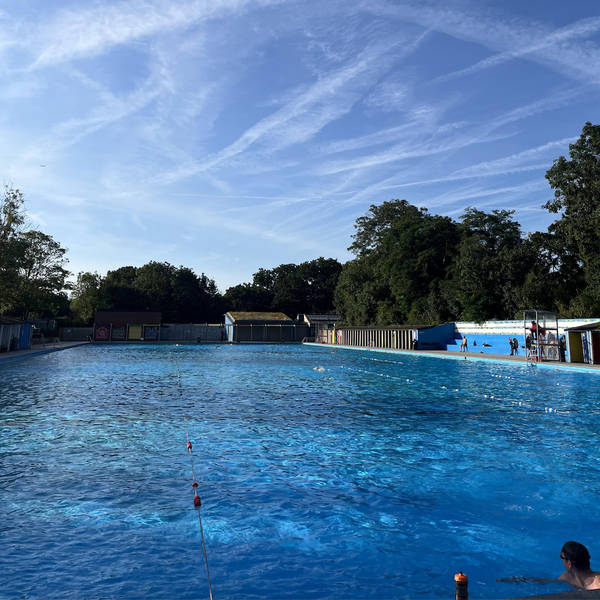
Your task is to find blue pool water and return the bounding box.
[1,344,599,599]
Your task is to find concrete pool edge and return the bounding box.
[0,341,89,363]
[303,342,600,374]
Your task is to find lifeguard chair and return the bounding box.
[523,309,559,362]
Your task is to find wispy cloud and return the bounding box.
[450,137,573,178]
[155,34,416,183]
[29,0,281,68]
[367,1,600,84]
[433,16,600,84]
[17,74,162,165]
[316,129,514,175]
[1,0,599,290]
[323,134,573,211]
[425,179,549,212]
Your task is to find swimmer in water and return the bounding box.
[559,541,600,590]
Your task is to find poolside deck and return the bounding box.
[304,342,600,372]
[421,348,600,371]
[507,590,600,600]
[0,341,89,363]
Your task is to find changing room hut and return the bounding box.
[224,312,307,342]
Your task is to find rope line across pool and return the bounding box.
[174,357,214,600]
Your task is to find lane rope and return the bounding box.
[174,357,214,600]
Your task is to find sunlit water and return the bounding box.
[1,344,599,599]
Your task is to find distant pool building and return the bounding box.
[224,312,308,342]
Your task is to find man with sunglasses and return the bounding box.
[559,541,600,590]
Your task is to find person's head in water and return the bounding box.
[561,542,591,571]
[559,541,600,590]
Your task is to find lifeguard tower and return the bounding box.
[523,309,560,362]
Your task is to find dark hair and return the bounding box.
[562,541,591,570]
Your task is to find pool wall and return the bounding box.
[303,341,600,374]
[0,342,89,363]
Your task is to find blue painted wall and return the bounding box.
[19,323,32,350]
[415,322,569,360]
[416,323,455,349]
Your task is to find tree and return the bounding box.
[194,272,223,322]
[453,208,526,321]
[70,271,104,324]
[101,266,146,310]
[13,230,70,320]
[223,283,272,312]
[517,231,584,315]
[545,122,600,314]
[0,186,26,314]
[348,200,426,257]
[133,261,175,316]
[334,257,387,325]
[336,200,460,325]
[0,186,70,319]
[297,257,342,314]
[243,258,343,317]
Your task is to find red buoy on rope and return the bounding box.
[192,482,202,506]
[454,571,468,600]
[187,441,192,451]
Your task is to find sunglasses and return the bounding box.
[560,554,568,560]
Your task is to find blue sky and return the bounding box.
[2,0,599,291]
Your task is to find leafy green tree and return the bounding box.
[453,208,526,321]
[12,231,70,320]
[133,261,175,316]
[336,200,459,325]
[101,266,146,311]
[297,257,342,314]
[171,267,203,322]
[334,257,386,325]
[0,186,70,319]
[517,231,584,315]
[265,263,306,317]
[194,272,223,322]
[70,271,104,324]
[246,258,342,317]
[0,186,26,314]
[87,262,223,322]
[223,283,272,312]
[545,122,600,314]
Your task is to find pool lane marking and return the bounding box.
[174,358,214,600]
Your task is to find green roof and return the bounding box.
[226,311,291,322]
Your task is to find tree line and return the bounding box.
[336,122,600,324]
[1,122,598,327]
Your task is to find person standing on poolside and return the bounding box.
[526,333,533,358]
[559,335,567,362]
[460,336,467,352]
[559,541,600,590]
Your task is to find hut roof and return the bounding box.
[226,311,291,322]
[564,321,600,332]
[302,314,339,323]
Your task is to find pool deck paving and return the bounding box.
[306,342,600,373]
[506,590,600,600]
[420,347,600,371]
[0,340,89,363]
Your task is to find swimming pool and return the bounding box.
[2,343,599,599]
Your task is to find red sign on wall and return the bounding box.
[95,325,110,341]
